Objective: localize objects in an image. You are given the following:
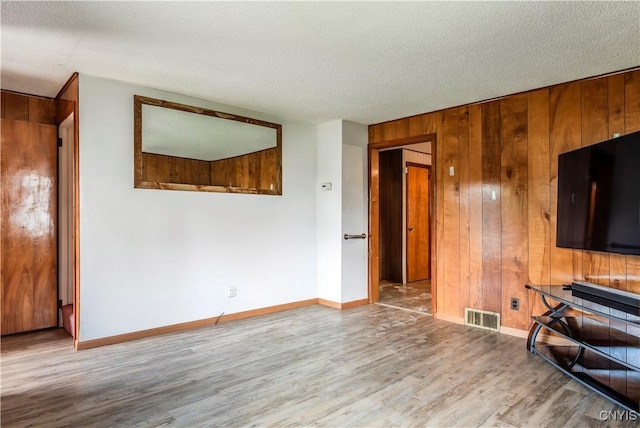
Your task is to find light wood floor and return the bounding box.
[1,304,631,427]
[379,279,432,314]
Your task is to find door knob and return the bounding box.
[408,227,414,231]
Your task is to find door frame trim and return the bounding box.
[368,133,437,314]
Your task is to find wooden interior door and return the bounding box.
[406,164,430,282]
[1,118,58,335]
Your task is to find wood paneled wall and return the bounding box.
[1,91,58,335]
[369,69,640,330]
[210,147,279,190]
[141,147,279,191]
[142,152,211,185]
[379,149,403,282]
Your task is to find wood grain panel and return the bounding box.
[396,118,410,140]
[432,111,445,315]
[458,107,471,314]
[383,121,399,141]
[625,70,640,133]
[500,94,529,330]
[2,120,34,334]
[32,124,58,329]
[406,165,430,282]
[549,82,582,285]
[1,91,56,125]
[369,68,640,329]
[409,116,423,137]
[28,97,56,125]
[2,92,29,121]
[481,101,502,313]
[379,150,403,282]
[468,104,483,309]
[442,108,460,316]
[209,148,278,190]
[581,78,610,287]
[527,89,551,319]
[1,119,58,335]
[370,124,383,143]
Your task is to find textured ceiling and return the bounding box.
[1,1,639,125]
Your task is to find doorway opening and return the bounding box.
[368,134,436,315]
[58,114,76,341]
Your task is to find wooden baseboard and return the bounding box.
[77,298,319,350]
[434,313,464,325]
[436,313,530,340]
[499,325,529,339]
[318,298,369,310]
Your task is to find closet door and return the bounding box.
[1,97,58,335]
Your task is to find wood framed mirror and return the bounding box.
[134,95,282,195]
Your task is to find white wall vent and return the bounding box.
[464,308,500,332]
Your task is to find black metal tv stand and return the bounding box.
[526,284,639,412]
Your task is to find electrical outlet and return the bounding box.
[510,297,519,311]
[228,287,237,298]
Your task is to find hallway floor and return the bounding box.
[378,279,432,315]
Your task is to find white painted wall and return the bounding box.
[315,120,343,303]
[78,75,318,341]
[341,121,368,302]
[316,120,369,304]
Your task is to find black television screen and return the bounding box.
[556,130,640,256]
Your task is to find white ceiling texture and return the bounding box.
[1,1,639,125]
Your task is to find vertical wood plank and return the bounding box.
[2,120,34,334]
[624,70,640,133]
[468,104,483,309]
[396,118,410,139]
[527,89,551,321]
[500,94,529,330]
[432,111,445,316]
[3,92,29,121]
[31,124,58,329]
[383,122,398,141]
[409,116,423,137]
[549,82,582,285]
[482,101,502,313]
[370,124,383,144]
[581,77,610,287]
[458,106,471,316]
[442,108,460,317]
[1,120,58,334]
[28,97,56,125]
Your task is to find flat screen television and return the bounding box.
[556,130,640,256]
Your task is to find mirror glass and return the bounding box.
[134,95,282,195]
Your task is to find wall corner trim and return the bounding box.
[318,298,369,310]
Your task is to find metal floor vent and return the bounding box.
[464,308,500,332]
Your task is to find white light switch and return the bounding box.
[321,182,332,191]
[491,190,497,201]
[449,166,455,176]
